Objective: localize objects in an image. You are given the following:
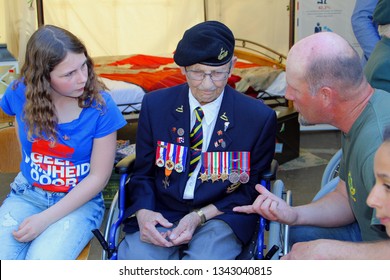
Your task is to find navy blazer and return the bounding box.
[123,83,277,244]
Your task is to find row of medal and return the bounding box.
[199,151,250,184]
[155,141,251,184]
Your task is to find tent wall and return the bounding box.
[43,0,206,57]
[206,0,290,56]
[2,0,37,64]
[2,0,292,62]
[0,0,5,44]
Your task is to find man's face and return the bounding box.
[182,59,235,105]
[285,58,325,126]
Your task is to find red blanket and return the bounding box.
[95,54,279,95]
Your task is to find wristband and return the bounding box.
[194,209,206,225]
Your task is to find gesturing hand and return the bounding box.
[233,184,297,225]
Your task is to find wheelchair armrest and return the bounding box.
[261,159,278,181]
[115,154,136,174]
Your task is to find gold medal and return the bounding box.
[211,173,219,183]
[165,159,174,171]
[199,172,209,182]
[220,172,229,182]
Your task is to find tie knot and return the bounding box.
[195,107,204,120]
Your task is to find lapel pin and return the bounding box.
[176,105,184,113]
[220,112,228,121]
[224,122,230,131]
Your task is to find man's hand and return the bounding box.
[167,211,200,246]
[233,184,297,225]
[136,209,174,247]
[282,239,341,260]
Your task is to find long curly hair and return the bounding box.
[20,24,107,143]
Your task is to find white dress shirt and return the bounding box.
[183,89,224,199]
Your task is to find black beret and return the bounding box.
[374,0,390,25]
[174,21,235,67]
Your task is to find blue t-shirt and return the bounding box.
[1,81,126,192]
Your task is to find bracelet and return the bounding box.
[194,209,206,226]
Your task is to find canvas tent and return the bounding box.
[1,0,362,71]
[0,0,292,64]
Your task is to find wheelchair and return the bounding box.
[93,155,292,260]
[313,148,342,201]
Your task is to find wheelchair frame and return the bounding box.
[312,148,342,202]
[321,148,342,188]
[93,156,291,260]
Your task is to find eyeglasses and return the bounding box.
[185,67,231,82]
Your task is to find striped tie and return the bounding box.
[189,107,204,177]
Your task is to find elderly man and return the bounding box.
[117,21,277,260]
[235,31,390,259]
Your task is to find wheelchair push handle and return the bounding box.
[92,229,109,251]
[261,159,278,181]
[115,154,136,174]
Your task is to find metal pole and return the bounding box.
[289,0,295,49]
[36,0,44,27]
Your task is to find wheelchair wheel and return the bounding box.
[321,148,342,188]
[102,191,123,260]
[267,180,291,259]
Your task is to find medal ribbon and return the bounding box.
[165,143,173,176]
[207,152,212,178]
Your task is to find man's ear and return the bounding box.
[231,56,237,68]
[228,56,237,77]
[180,66,186,75]
[319,86,332,105]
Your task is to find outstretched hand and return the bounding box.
[233,184,296,224]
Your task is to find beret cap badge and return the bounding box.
[218,48,228,61]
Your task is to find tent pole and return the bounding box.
[36,0,44,27]
[289,0,295,49]
[203,0,208,21]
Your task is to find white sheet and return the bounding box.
[261,71,286,97]
[101,77,144,114]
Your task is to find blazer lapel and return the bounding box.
[168,85,191,146]
[208,87,235,152]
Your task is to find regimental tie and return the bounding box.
[188,107,204,177]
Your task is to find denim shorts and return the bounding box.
[0,172,105,260]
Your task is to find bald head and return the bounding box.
[287,32,364,95]
[289,32,355,61]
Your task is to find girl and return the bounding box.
[0,25,126,259]
[367,127,390,237]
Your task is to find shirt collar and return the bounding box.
[188,89,224,125]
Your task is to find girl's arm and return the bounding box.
[13,131,117,242]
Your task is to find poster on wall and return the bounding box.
[296,0,362,56]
